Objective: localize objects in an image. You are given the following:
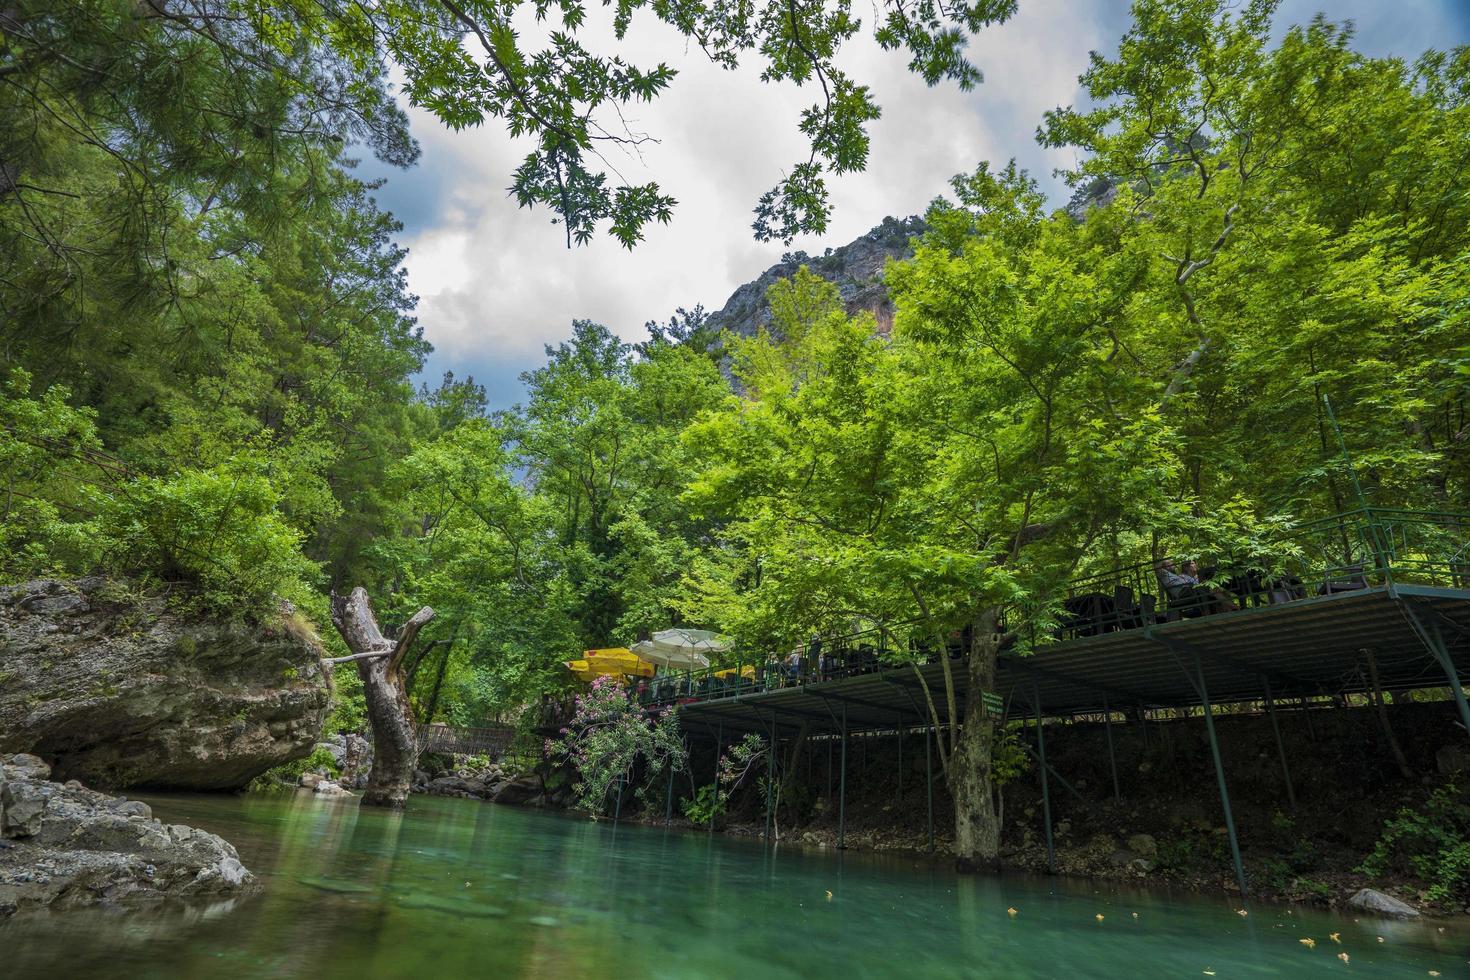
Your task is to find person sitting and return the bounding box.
[1156,558,1236,618]
[1183,560,1239,613]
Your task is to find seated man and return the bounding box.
[1156,558,1236,617]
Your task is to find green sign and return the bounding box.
[981,691,1003,713]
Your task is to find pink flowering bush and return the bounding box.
[546,676,688,814]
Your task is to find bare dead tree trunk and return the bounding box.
[328,588,434,808]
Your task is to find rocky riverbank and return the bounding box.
[559,699,1470,918]
[0,753,259,917]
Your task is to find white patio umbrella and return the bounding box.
[630,628,731,670]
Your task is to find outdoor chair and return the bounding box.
[1112,586,1147,631]
[1319,566,1368,595]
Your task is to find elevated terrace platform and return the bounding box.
[674,585,1470,737]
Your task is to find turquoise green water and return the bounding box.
[3,793,1466,978]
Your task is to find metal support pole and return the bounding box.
[765,717,775,843]
[1411,608,1470,738]
[1138,700,1150,749]
[1300,696,1317,741]
[1193,653,1249,898]
[666,757,675,824]
[710,723,722,841]
[1103,695,1120,804]
[925,726,934,852]
[838,703,848,850]
[896,720,903,801]
[1263,679,1296,810]
[827,735,833,798]
[1034,683,1055,875]
[613,775,623,825]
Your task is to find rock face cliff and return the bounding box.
[0,578,329,790]
[703,215,924,339]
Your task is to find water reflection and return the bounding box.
[2,792,1466,978]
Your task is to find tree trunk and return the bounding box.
[329,588,434,809]
[951,607,1003,873]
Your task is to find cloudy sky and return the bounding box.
[359,0,1470,408]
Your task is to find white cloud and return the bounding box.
[369,0,1466,406]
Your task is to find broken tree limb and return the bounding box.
[320,650,391,665]
[329,587,435,808]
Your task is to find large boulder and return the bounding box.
[0,578,329,790]
[0,753,258,917]
[1347,888,1421,919]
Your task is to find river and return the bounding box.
[3,792,1465,977]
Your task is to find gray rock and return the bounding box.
[299,772,321,790]
[1347,888,1420,919]
[0,765,257,916]
[491,776,541,806]
[1127,833,1158,860]
[312,780,353,798]
[113,800,151,820]
[1,781,47,838]
[4,754,51,781]
[1436,743,1470,776]
[0,578,329,790]
[703,216,924,343]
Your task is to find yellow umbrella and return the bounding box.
[583,648,655,678]
[563,660,602,683]
[714,665,756,679]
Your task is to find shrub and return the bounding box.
[682,784,726,827]
[1359,783,1470,906]
[92,457,319,615]
[545,676,687,814]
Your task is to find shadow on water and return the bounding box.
[3,792,1468,978]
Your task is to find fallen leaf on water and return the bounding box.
[1329,933,1340,944]
[1203,971,1215,976]
[1338,953,1350,964]
[1376,936,1385,943]
[1132,912,1139,920]
[1300,938,1316,949]
[1236,909,1248,917]
[1428,971,1440,976]
[1095,914,1105,922]
[1007,907,1018,917]
[825,890,833,901]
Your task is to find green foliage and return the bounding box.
[1359,784,1470,906]
[91,458,319,614]
[682,784,727,828]
[247,745,342,792]
[2,0,1016,250]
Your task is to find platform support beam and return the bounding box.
[1400,600,1470,739]
[1263,679,1296,810]
[1103,694,1120,804]
[838,703,848,850]
[925,726,934,852]
[1033,682,1055,875]
[709,723,722,841]
[764,715,775,843]
[1185,651,1248,898]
